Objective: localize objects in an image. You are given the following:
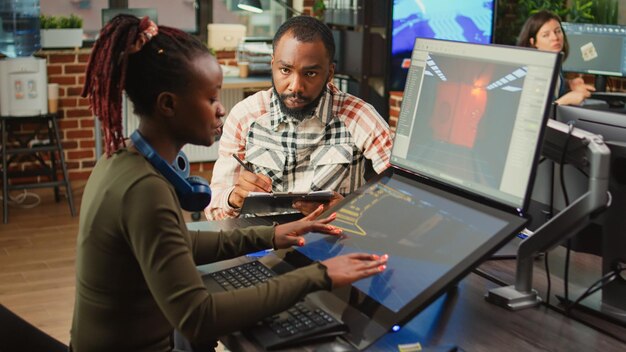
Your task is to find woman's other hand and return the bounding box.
[568,76,595,94]
[273,211,341,249]
[322,253,389,287]
[556,89,592,106]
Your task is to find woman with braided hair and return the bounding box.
[71,15,388,351]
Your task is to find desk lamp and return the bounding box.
[238,0,302,15]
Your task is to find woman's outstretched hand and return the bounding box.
[322,253,389,287]
[273,211,342,249]
[274,207,389,287]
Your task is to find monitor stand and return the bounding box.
[594,75,607,92]
[563,141,626,327]
[490,199,553,260]
[486,120,611,310]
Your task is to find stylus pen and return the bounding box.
[233,154,254,173]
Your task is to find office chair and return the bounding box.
[0,304,68,352]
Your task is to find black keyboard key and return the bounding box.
[210,261,277,291]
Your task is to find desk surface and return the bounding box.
[191,218,626,351]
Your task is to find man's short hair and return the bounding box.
[273,16,335,62]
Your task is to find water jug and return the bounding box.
[0,0,41,58]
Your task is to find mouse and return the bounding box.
[608,99,625,109]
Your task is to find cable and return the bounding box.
[542,137,559,305]
[0,189,42,209]
[564,239,572,302]
[548,158,555,220]
[559,121,575,304]
[472,267,509,287]
[544,299,626,344]
[544,252,551,306]
[566,266,625,313]
[559,121,575,207]
[575,165,589,178]
[542,161,555,305]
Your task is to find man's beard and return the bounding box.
[273,84,326,121]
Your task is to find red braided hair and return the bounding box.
[82,15,209,157]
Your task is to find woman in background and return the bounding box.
[71,14,387,352]
[517,10,595,106]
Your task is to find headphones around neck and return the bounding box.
[130,130,211,212]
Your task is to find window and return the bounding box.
[213,0,286,38]
[41,0,201,42]
[128,0,198,32]
[41,0,108,41]
[40,0,287,44]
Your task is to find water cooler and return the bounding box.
[0,57,48,116]
[0,0,46,116]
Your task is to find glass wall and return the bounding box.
[41,0,199,41]
[40,0,286,42]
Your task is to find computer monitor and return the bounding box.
[389,0,496,91]
[561,22,626,91]
[286,38,557,349]
[556,104,626,326]
[393,39,558,213]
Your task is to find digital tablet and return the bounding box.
[240,190,334,215]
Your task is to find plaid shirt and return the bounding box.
[205,83,392,220]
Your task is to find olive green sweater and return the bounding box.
[70,149,330,352]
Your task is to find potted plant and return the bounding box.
[40,14,84,49]
[313,0,326,20]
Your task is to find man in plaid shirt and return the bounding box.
[205,16,392,221]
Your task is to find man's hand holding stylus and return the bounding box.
[228,167,273,209]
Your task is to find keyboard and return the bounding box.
[208,260,274,290]
[247,300,347,350]
[208,261,347,350]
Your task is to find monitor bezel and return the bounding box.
[391,38,560,215]
[267,168,528,350]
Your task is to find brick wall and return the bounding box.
[215,49,237,67]
[388,92,402,130]
[40,49,93,181]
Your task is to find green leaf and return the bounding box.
[39,14,83,29]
